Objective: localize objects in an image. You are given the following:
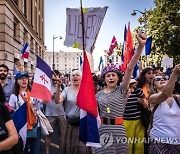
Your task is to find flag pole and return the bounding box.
[80,0,86,53]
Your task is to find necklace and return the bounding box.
[103,89,115,114]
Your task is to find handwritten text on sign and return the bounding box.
[64,7,108,53]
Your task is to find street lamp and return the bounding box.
[131,9,148,67]
[53,35,62,70]
[131,10,145,16]
[131,9,147,32]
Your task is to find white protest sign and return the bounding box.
[161,58,173,68]
[64,7,108,54]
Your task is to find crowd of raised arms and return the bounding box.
[0,33,180,154]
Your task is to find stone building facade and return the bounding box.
[0,0,45,73]
[45,51,94,73]
[104,49,122,67]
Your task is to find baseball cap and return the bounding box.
[15,72,29,80]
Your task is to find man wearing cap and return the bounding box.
[0,64,15,102]
[123,78,145,154]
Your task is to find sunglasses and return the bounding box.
[154,76,169,82]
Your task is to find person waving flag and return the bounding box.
[31,56,52,102]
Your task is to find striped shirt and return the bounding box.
[123,88,142,120]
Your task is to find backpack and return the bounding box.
[147,95,180,136]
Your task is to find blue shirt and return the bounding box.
[2,78,15,102]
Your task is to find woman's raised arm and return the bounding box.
[122,33,147,92]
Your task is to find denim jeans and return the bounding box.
[24,126,41,154]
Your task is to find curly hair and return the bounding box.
[136,67,154,88]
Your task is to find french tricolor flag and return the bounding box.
[77,52,101,148]
[80,56,83,71]
[21,43,29,59]
[133,62,140,79]
[98,56,103,71]
[141,36,152,56]
[31,56,52,102]
[12,103,27,148]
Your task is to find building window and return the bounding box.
[13,0,18,5]
[65,57,67,61]
[23,0,27,17]
[34,0,37,31]
[112,56,114,62]
[13,17,19,41]
[107,57,109,63]
[116,56,118,62]
[65,64,67,67]
[31,0,33,26]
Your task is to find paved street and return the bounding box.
[40,125,59,154]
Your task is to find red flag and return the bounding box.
[121,23,134,72]
[107,36,118,56]
[77,51,98,117]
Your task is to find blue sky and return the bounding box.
[45,0,154,69]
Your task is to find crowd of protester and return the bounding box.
[0,32,179,154]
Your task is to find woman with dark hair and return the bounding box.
[136,67,154,153]
[149,64,180,153]
[136,67,154,94]
[9,72,41,154]
[93,33,147,154]
[0,84,18,153]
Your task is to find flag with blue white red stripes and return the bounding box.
[21,43,29,59]
[12,103,27,148]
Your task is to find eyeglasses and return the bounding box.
[154,76,169,82]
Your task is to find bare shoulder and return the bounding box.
[149,92,163,105]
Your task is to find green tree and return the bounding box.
[116,42,123,57]
[147,0,180,65]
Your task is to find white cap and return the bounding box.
[130,79,137,84]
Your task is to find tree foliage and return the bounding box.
[147,0,180,65]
